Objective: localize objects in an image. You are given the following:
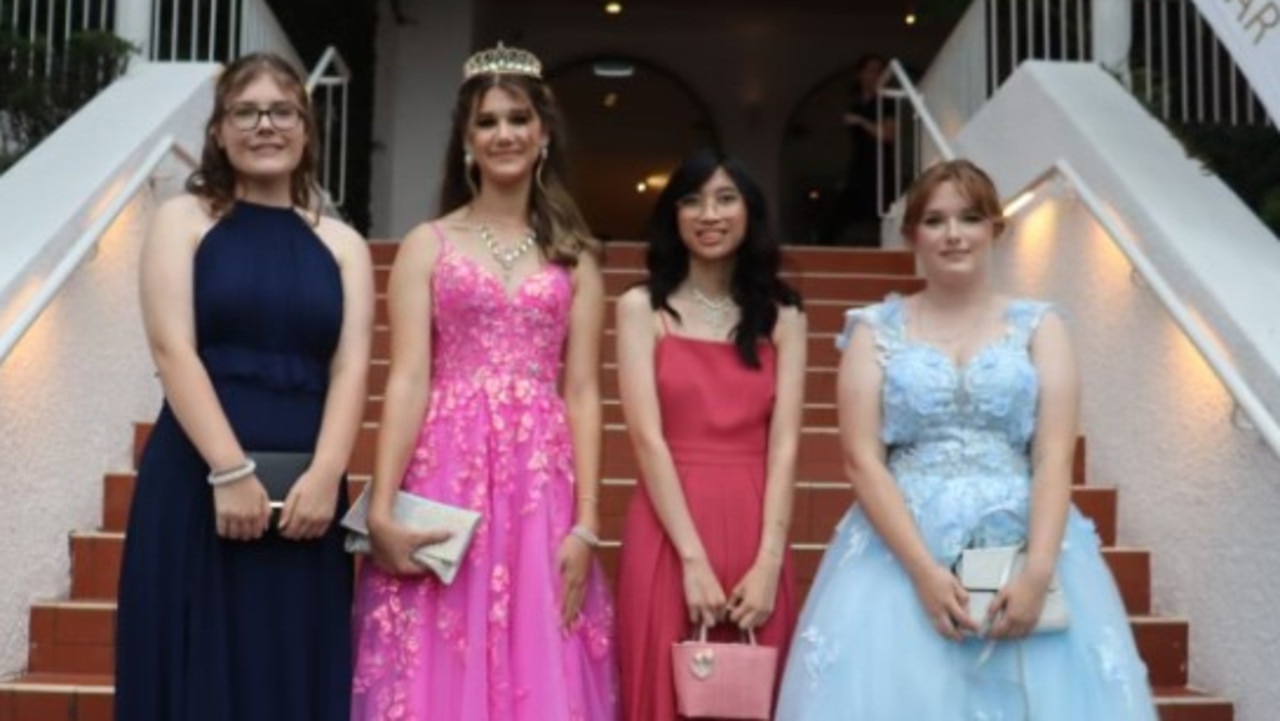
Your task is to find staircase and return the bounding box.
[0,241,1234,720]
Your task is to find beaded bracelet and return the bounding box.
[569,524,601,549]
[207,458,257,486]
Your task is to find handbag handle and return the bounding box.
[961,503,1028,551]
[691,623,758,646]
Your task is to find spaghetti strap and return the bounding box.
[656,311,672,337]
[430,222,452,251]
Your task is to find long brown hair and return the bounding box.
[438,73,596,266]
[186,53,320,217]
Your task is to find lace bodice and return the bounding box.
[837,294,1056,557]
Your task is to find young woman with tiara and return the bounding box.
[350,43,618,720]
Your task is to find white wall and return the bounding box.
[0,63,218,677]
[368,0,476,239]
[961,62,1280,721]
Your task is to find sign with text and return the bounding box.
[1192,0,1280,122]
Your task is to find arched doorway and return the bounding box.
[548,56,718,241]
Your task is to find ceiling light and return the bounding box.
[904,12,917,25]
[604,2,623,15]
[636,182,648,193]
[645,173,669,190]
[592,60,635,78]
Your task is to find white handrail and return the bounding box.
[306,45,352,208]
[884,60,956,163]
[1051,159,1280,459]
[0,135,198,365]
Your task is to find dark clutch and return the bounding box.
[247,451,313,509]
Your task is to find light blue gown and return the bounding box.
[775,295,1156,721]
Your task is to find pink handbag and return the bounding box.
[671,625,778,720]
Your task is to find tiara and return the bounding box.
[463,42,543,80]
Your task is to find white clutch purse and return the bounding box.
[340,488,481,584]
[954,545,1070,635]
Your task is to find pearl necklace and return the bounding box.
[690,287,735,333]
[478,224,537,281]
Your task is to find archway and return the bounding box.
[548,56,718,241]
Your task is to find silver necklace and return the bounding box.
[690,287,735,333]
[478,224,537,281]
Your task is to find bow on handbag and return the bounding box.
[671,624,778,720]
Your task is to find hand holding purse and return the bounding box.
[954,543,1070,636]
[671,624,778,720]
[340,487,481,584]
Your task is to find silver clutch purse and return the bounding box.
[954,544,1070,635]
[340,488,481,584]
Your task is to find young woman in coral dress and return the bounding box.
[614,149,807,720]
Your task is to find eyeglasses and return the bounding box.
[225,102,303,131]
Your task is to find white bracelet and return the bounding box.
[569,524,600,549]
[207,458,256,486]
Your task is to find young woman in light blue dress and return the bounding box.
[775,159,1157,720]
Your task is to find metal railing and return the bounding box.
[937,0,1272,127]
[306,45,350,209]
[872,59,958,216]
[0,135,198,365]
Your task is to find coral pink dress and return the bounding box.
[616,320,797,720]
[351,226,617,720]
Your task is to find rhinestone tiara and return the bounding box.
[463,42,543,80]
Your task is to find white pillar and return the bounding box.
[369,0,476,238]
[1092,0,1132,88]
[114,0,152,62]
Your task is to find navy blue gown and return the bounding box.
[116,201,352,721]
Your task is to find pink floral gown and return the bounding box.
[352,225,618,720]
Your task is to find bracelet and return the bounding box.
[569,524,601,549]
[576,494,598,506]
[207,458,256,486]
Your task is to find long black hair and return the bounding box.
[646,148,802,368]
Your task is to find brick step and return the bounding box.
[368,241,919,276]
[132,423,1087,488]
[363,360,844,400]
[598,270,924,303]
[0,673,113,721]
[26,601,116,676]
[374,295,859,332]
[364,394,841,425]
[45,532,1176,685]
[103,452,1101,543]
[0,676,1231,721]
[370,329,850,367]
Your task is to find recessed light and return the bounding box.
[605,2,623,15]
[592,60,635,78]
[904,12,917,25]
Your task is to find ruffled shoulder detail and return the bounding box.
[835,294,907,365]
[1006,298,1060,346]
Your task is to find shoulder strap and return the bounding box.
[429,221,451,252]
[1007,299,1055,347]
